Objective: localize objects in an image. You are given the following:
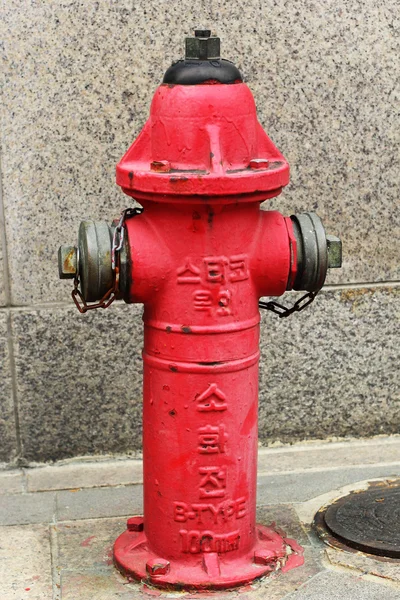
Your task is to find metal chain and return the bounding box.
[72,207,143,314]
[259,290,319,319]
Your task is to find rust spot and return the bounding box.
[210,152,214,158]
[181,326,192,334]
[340,288,373,303]
[142,584,162,596]
[170,175,189,183]
[166,326,172,333]
[207,207,214,226]
[338,288,398,312]
[128,171,134,181]
[169,409,176,417]
[169,365,178,372]
[163,385,170,391]
[227,160,284,174]
[63,248,76,275]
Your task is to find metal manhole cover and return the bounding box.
[314,480,400,558]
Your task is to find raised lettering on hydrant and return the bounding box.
[58,29,342,589]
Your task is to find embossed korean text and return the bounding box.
[58,30,342,589]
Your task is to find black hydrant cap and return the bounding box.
[163,29,243,85]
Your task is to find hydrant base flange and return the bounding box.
[113,521,304,589]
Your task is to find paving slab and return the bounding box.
[0,525,53,600]
[0,469,24,494]
[236,546,322,600]
[0,491,56,525]
[56,484,143,521]
[60,570,138,600]
[55,517,126,571]
[26,458,143,492]
[257,437,400,475]
[256,505,310,547]
[58,539,320,600]
[325,545,400,585]
[257,464,400,505]
[282,570,400,599]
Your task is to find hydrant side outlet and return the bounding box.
[58,30,342,589]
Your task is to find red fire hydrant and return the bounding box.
[58,30,341,589]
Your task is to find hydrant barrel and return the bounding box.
[113,202,301,587]
[58,30,342,589]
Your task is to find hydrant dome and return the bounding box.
[116,82,290,200]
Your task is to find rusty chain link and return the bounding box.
[258,290,319,319]
[72,207,143,313]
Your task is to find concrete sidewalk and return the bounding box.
[1,437,400,599]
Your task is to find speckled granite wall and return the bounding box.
[1,1,399,463]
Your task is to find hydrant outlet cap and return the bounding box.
[78,221,114,302]
[291,212,328,292]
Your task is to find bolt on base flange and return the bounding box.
[113,519,304,590]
